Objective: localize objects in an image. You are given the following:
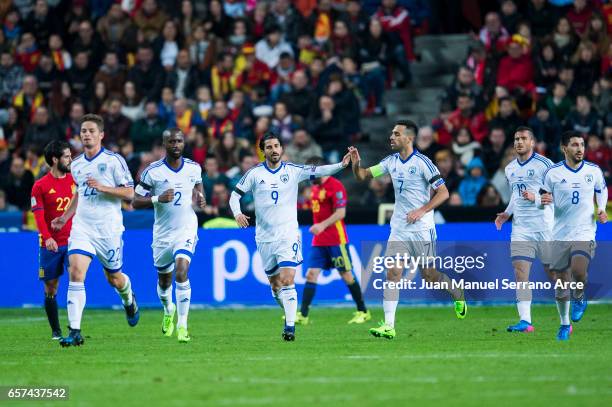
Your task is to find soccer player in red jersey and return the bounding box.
[297,157,370,325]
[31,141,74,339]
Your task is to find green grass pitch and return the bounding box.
[1,304,611,406]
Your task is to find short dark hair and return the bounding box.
[561,130,582,146]
[44,140,71,166]
[80,113,104,131]
[576,93,591,102]
[259,131,283,151]
[395,120,418,136]
[305,156,326,166]
[515,126,535,139]
[162,127,184,140]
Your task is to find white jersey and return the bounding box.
[236,161,318,243]
[371,151,445,233]
[543,160,607,241]
[71,148,133,238]
[504,153,554,236]
[135,158,202,243]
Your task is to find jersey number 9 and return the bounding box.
[271,190,279,205]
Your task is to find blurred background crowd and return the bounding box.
[0,0,610,222]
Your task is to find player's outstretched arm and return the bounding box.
[230,190,250,228]
[133,188,175,209]
[350,147,373,181]
[51,192,78,231]
[193,183,206,209]
[407,184,450,224]
[87,177,134,200]
[310,207,346,235]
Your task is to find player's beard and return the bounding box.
[268,154,281,164]
[58,162,71,174]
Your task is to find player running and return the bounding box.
[542,130,607,341]
[494,127,554,333]
[229,132,351,341]
[51,114,138,347]
[350,120,467,340]
[133,128,206,343]
[297,156,370,325]
[31,141,75,340]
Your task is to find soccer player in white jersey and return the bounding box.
[50,114,138,347]
[542,130,608,341]
[133,128,206,343]
[350,120,467,340]
[495,126,555,333]
[229,132,351,341]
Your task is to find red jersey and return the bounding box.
[31,172,75,247]
[310,177,348,246]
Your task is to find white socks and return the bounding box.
[115,275,133,306]
[556,300,570,325]
[383,300,398,328]
[517,301,532,324]
[67,281,86,330]
[279,285,298,327]
[175,280,191,329]
[271,288,283,309]
[157,283,175,315]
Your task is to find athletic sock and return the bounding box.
[300,282,317,316]
[115,274,133,306]
[271,288,283,309]
[437,272,463,300]
[556,300,570,325]
[383,300,398,328]
[280,285,298,327]
[175,280,191,329]
[347,280,367,312]
[44,294,60,332]
[517,301,532,324]
[157,283,175,315]
[67,282,86,330]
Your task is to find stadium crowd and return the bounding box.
[0,0,610,218]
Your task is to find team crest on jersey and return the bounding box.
[408,166,417,174]
[319,189,326,200]
[280,173,289,183]
[98,163,107,174]
[585,174,593,184]
[527,169,535,177]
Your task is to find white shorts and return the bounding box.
[385,228,437,267]
[550,241,596,271]
[510,231,553,265]
[68,232,124,272]
[153,233,198,273]
[257,234,303,277]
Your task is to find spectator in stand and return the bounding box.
[265,0,303,45]
[357,19,387,115]
[33,55,57,98]
[567,0,593,36]
[0,189,19,212]
[0,154,34,210]
[416,126,443,159]
[270,52,296,102]
[97,3,133,49]
[189,127,208,166]
[526,0,559,39]
[66,51,94,106]
[447,93,488,142]
[285,128,323,165]
[307,95,344,162]
[25,0,59,46]
[202,155,230,199]
[22,106,61,152]
[170,98,204,137]
[431,101,454,146]
[476,184,503,208]
[228,152,257,207]
[0,50,24,105]
[203,181,232,217]
[500,0,520,34]
[479,12,509,52]
[134,0,169,43]
[12,74,44,124]
[592,75,611,116]
[481,127,508,176]
[534,41,561,90]
[458,157,488,206]
[330,19,357,59]
[279,69,315,120]
[444,65,483,110]
[94,51,127,98]
[572,41,601,93]
[234,43,273,96]
[528,102,562,160]
[585,14,609,55]
[553,16,579,62]
[208,52,237,101]
[71,20,106,68]
[564,93,602,136]
[205,0,232,39]
[63,102,84,142]
[546,81,573,121]
[130,101,165,153]
[434,149,461,194]
[48,34,71,73]
[89,81,108,114]
[345,0,370,38]
[214,131,241,173]
[158,86,175,125]
[374,0,413,86]
[489,96,524,139]
[102,97,132,146]
[255,24,293,70]
[271,101,295,144]
[452,127,481,167]
[120,140,141,182]
[497,35,535,94]
[189,23,216,70]
[586,134,611,177]
[15,32,41,73]
[121,81,145,122]
[326,75,361,141]
[485,86,516,121]
[361,177,394,207]
[207,100,234,142]
[154,20,181,70]
[128,44,164,102]
[165,49,201,100]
